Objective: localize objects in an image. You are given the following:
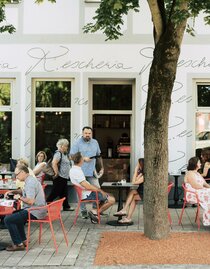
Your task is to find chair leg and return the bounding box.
[49,222,58,253]
[59,218,68,246]
[73,201,81,225]
[38,223,43,244]
[96,201,100,224]
[168,210,172,225]
[26,221,31,252]
[195,205,200,230]
[178,200,186,225]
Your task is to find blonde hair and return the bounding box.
[17,158,29,167]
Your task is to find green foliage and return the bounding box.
[83,0,139,40]
[35,0,56,3]
[0,1,16,33]
[83,0,210,40]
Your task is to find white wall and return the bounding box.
[1,0,210,173]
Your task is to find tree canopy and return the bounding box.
[83,0,210,43]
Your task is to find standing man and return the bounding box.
[70,126,104,218]
[4,164,47,251]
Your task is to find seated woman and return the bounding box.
[33,151,47,183]
[199,149,210,179]
[113,158,144,224]
[184,156,210,226]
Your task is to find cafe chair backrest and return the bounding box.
[178,183,201,230]
[73,184,101,225]
[26,197,68,253]
[9,158,17,172]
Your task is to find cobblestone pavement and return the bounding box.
[0,203,209,268]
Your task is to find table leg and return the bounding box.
[168,175,183,209]
[173,176,179,205]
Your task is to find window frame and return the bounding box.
[32,78,73,160]
[195,81,210,154]
[89,79,134,158]
[6,0,21,4]
[0,78,14,165]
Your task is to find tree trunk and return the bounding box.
[143,23,187,239]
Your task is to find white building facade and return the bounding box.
[0,0,210,176]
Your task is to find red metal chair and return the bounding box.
[167,182,174,225]
[178,183,201,230]
[73,185,100,225]
[26,197,68,253]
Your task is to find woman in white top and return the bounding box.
[33,151,47,183]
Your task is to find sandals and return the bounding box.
[118,217,132,224]
[113,210,127,217]
[6,244,25,251]
[88,211,99,224]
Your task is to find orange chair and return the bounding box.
[167,182,174,225]
[178,183,201,230]
[26,197,68,253]
[73,185,100,225]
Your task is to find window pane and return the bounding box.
[93,84,132,110]
[0,112,11,163]
[197,85,210,107]
[36,81,71,108]
[196,112,210,133]
[195,112,210,157]
[36,112,70,154]
[6,0,21,4]
[0,83,10,106]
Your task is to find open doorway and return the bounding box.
[90,81,133,183]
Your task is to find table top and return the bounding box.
[102,182,137,188]
[0,171,13,176]
[169,173,182,177]
[0,199,15,207]
[0,184,17,190]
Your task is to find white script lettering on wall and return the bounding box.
[25,46,133,75]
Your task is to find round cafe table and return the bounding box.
[102,182,137,226]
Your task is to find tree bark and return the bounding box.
[143,20,187,239]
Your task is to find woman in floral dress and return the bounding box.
[184,156,210,226]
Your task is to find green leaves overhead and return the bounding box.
[0,1,15,33]
[35,0,56,3]
[83,0,139,40]
[83,0,210,40]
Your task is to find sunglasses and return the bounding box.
[15,171,22,177]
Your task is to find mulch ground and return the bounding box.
[94,231,210,265]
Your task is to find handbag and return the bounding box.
[42,151,62,179]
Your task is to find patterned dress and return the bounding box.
[185,172,210,226]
